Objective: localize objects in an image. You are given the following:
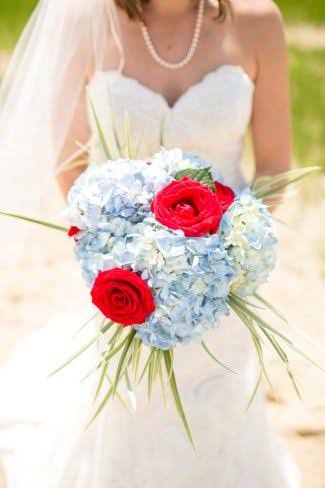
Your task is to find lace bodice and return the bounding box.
[87,65,254,188]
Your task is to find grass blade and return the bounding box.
[245,368,263,412]
[202,341,238,374]
[124,110,133,158]
[163,350,194,448]
[112,329,137,395]
[125,369,137,410]
[93,360,110,404]
[253,166,320,199]
[88,93,112,160]
[134,123,147,158]
[49,322,111,377]
[0,211,68,232]
[108,88,122,156]
[86,384,113,428]
[229,299,275,395]
[49,321,111,377]
[72,313,100,339]
[159,116,165,147]
[253,293,287,323]
[131,339,143,383]
[138,347,155,384]
[157,351,167,411]
[147,349,156,401]
[230,294,292,344]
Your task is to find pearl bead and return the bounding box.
[138,0,205,70]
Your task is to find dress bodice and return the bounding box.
[87,65,254,188]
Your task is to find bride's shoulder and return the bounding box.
[231,0,284,33]
[231,0,283,20]
[231,0,286,57]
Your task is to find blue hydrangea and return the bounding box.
[63,158,172,232]
[65,151,277,349]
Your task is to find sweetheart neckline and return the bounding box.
[90,64,255,111]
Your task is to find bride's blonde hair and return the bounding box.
[116,0,231,22]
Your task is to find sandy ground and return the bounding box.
[0,176,324,487]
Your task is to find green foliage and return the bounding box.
[276,0,325,24]
[289,46,325,169]
[0,211,69,232]
[1,0,324,50]
[1,3,324,172]
[175,167,215,192]
[0,0,38,49]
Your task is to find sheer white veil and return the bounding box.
[0,0,124,269]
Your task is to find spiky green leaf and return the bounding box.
[202,341,237,374]
[0,211,68,232]
[88,93,112,160]
[163,350,194,448]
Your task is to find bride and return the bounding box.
[0,0,299,486]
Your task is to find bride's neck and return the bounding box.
[144,0,199,17]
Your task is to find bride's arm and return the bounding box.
[248,2,292,179]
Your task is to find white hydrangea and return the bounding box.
[220,191,277,297]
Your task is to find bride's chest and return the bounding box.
[87,66,254,159]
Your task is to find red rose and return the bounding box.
[214,181,235,212]
[91,269,155,326]
[68,226,81,237]
[151,177,222,237]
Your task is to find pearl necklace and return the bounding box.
[138,0,205,70]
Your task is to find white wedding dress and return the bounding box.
[0,65,300,487]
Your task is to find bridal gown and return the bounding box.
[0,65,300,487]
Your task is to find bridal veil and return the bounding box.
[0,0,123,268]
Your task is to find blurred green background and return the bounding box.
[0,0,324,169]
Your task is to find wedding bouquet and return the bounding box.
[1,111,320,445]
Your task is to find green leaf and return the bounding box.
[159,116,165,147]
[134,124,147,159]
[202,341,238,374]
[88,93,112,160]
[259,326,302,399]
[131,339,143,383]
[94,360,110,404]
[164,348,175,383]
[108,88,122,156]
[229,294,313,401]
[138,347,155,385]
[86,384,114,428]
[72,313,100,339]
[230,293,265,311]
[49,321,112,377]
[112,329,137,395]
[124,369,137,411]
[147,349,156,402]
[229,298,275,396]
[163,350,194,448]
[252,166,320,199]
[253,293,288,323]
[230,294,292,344]
[245,369,263,412]
[92,325,120,400]
[174,167,215,192]
[157,351,167,411]
[0,211,69,232]
[124,110,133,158]
[49,331,103,377]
